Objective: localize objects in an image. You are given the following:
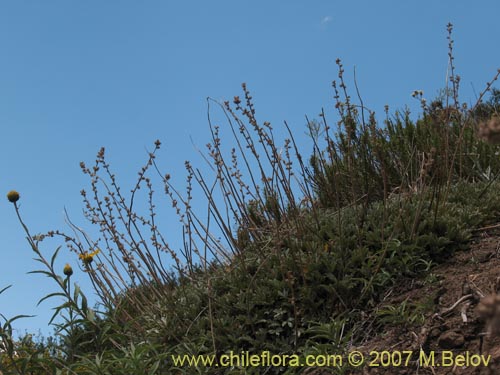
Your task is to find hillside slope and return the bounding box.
[347,224,500,375]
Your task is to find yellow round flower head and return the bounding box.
[7,190,20,203]
[63,264,73,277]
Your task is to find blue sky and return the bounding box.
[1,1,499,337]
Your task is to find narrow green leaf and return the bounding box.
[0,285,12,295]
[37,292,67,306]
[50,246,62,268]
[27,270,54,278]
[73,284,81,301]
[48,302,72,325]
[5,314,35,325]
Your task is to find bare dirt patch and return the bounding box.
[348,226,500,375]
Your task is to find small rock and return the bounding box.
[438,330,465,349]
[429,327,442,338]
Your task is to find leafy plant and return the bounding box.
[3,24,500,374]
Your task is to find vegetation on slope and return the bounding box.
[1,24,500,374]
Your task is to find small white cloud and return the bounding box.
[321,16,332,26]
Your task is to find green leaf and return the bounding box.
[86,308,95,323]
[50,246,62,268]
[73,284,81,301]
[27,270,55,278]
[48,302,72,325]
[0,285,12,295]
[5,314,35,326]
[148,361,160,375]
[81,293,88,313]
[37,292,67,306]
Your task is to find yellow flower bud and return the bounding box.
[63,264,73,277]
[7,190,20,203]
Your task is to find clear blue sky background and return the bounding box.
[1,1,499,337]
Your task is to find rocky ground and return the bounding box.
[347,224,500,375]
